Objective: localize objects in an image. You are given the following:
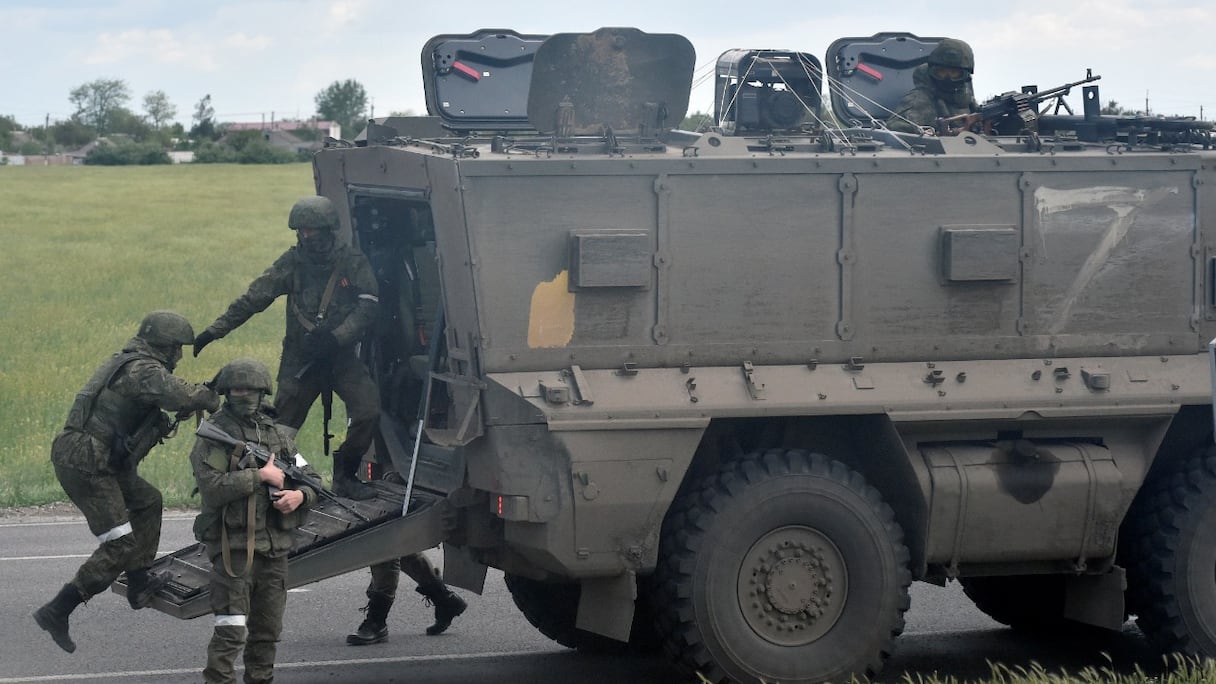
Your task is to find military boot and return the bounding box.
[333,470,377,501]
[126,567,171,610]
[332,451,377,501]
[418,584,467,635]
[346,593,393,646]
[34,584,83,653]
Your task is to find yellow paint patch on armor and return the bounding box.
[528,271,575,348]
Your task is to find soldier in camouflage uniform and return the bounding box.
[193,196,379,501]
[347,469,467,645]
[886,38,979,133]
[34,311,220,654]
[190,357,319,684]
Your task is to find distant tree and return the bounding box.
[191,94,218,141]
[314,79,368,139]
[84,139,171,165]
[0,114,18,152]
[19,140,45,156]
[1101,100,1144,116]
[679,110,715,132]
[69,78,131,135]
[50,119,96,149]
[143,90,177,130]
[107,107,154,140]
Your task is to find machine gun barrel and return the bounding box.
[936,70,1102,136]
[1029,69,1101,105]
[195,420,371,522]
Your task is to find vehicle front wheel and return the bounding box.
[651,449,911,684]
[1123,447,1216,656]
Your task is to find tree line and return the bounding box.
[1,77,372,165]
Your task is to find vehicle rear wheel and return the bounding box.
[503,574,658,653]
[1123,447,1216,656]
[651,449,911,684]
[959,575,1067,630]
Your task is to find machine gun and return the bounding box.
[195,420,371,522]
[936,70,1102,136]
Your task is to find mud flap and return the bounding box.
[575,572,637,641]
[112,480,449,619]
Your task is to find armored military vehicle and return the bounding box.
[131,28,1216,684]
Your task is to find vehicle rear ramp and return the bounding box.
[113,480,449,620]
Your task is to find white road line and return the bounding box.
[0,649,541,683]
[0,516,195,529]
[0,550,189,561]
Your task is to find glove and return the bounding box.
[303,330,338,359]
[193,330,216,357]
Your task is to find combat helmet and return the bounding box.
[287,196,340,232]
[213,357,274,394]
[137,310,195,347]
[927,38,974,74]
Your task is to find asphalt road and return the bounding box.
[0,512,1164,683]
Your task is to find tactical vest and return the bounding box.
[287,248,360,337]
[63,351,156,442]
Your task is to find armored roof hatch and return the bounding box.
[825,33,947,127]
[422,29,549,132]
[526,27,695,137]
[713,50,823,135]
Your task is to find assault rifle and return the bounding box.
[110,409,189,471]
[294,360,335,456]
[936,69,1101,136]
[195,420,370,522]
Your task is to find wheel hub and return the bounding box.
[737,526,847,646]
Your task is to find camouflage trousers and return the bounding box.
[274,352,380,477]
[53,463,162,600]
[204,549,288,684]
[366,553,442,602]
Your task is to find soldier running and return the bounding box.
[347,469,467,644]
[34,311,220,653]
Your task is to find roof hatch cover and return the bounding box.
[526,27,695,136]
[422,29,548,131]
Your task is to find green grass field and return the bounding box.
[0,163,348,507]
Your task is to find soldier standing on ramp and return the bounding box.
[33,311,220,653]
[192,196,379,501]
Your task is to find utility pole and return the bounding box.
[1145,90,1150,116]
[44,113,51,155]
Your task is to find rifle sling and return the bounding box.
[292,268,342,333]
[220,443,256,578]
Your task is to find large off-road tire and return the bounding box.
[503,574,658,653]
[959,575,1068,631]
[1123,447,1216,656]
[651,449,911,684]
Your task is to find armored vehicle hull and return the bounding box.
[140,28,1216,684]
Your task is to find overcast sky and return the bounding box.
[3,0,1213,130]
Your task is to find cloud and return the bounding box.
[225,32,273,51]
[1181,55,1216,71]
[81,26,274,74]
